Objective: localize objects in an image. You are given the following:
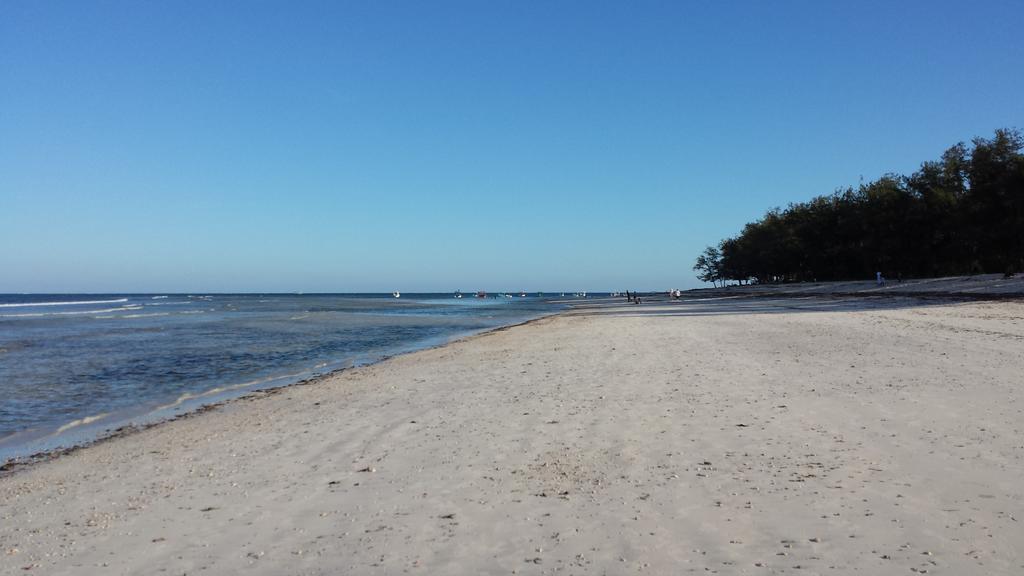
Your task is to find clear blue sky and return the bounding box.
[2,1,1022,292]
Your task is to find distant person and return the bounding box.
[876,271,884,286]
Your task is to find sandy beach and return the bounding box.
[2,294,1023,575]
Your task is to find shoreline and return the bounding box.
[4,295,1023,574]
[0,309,564,474]
[3,287,1015,474]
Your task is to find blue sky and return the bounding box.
[2,1,1022,292]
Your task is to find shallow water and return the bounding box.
[0,293,563,461]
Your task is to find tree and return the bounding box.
[698,129,1024,282]
[693,245,723,287]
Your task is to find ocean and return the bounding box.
[0,293,565,462]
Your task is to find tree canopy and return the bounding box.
[696,129,1024,285]
[693,245,722,287]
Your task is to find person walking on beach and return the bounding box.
[876,271,884,286]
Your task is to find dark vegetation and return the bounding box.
[694,129,1024,286]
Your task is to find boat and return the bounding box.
[392,291,400,298]
[518,290,527,297]
[454,290,463,299]
[475,291,487,298]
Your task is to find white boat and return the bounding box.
[454,290,463,299]
[392,291,400,298]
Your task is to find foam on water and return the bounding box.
[0,298,129,308]
[1,305,143,318]
[55,413,111,434]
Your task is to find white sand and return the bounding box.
[3,296,1024,575]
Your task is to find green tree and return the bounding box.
[693,245,723,287]
[700,129,1024,283]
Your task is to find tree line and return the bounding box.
[694,128,1024,286]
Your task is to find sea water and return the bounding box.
[0,293,563,461]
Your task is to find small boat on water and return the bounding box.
[475,291,487,298]
[518,290,527,297]
[392,291,400,298]
[454,290,463,299]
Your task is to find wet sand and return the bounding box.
[2,295,1023,574]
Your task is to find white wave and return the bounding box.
[120,312,170,319]
[153,370,308,412]
[1,305,143,318]
[151,295,168,299]
[54,412,111,434]
[0,298,129,308]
